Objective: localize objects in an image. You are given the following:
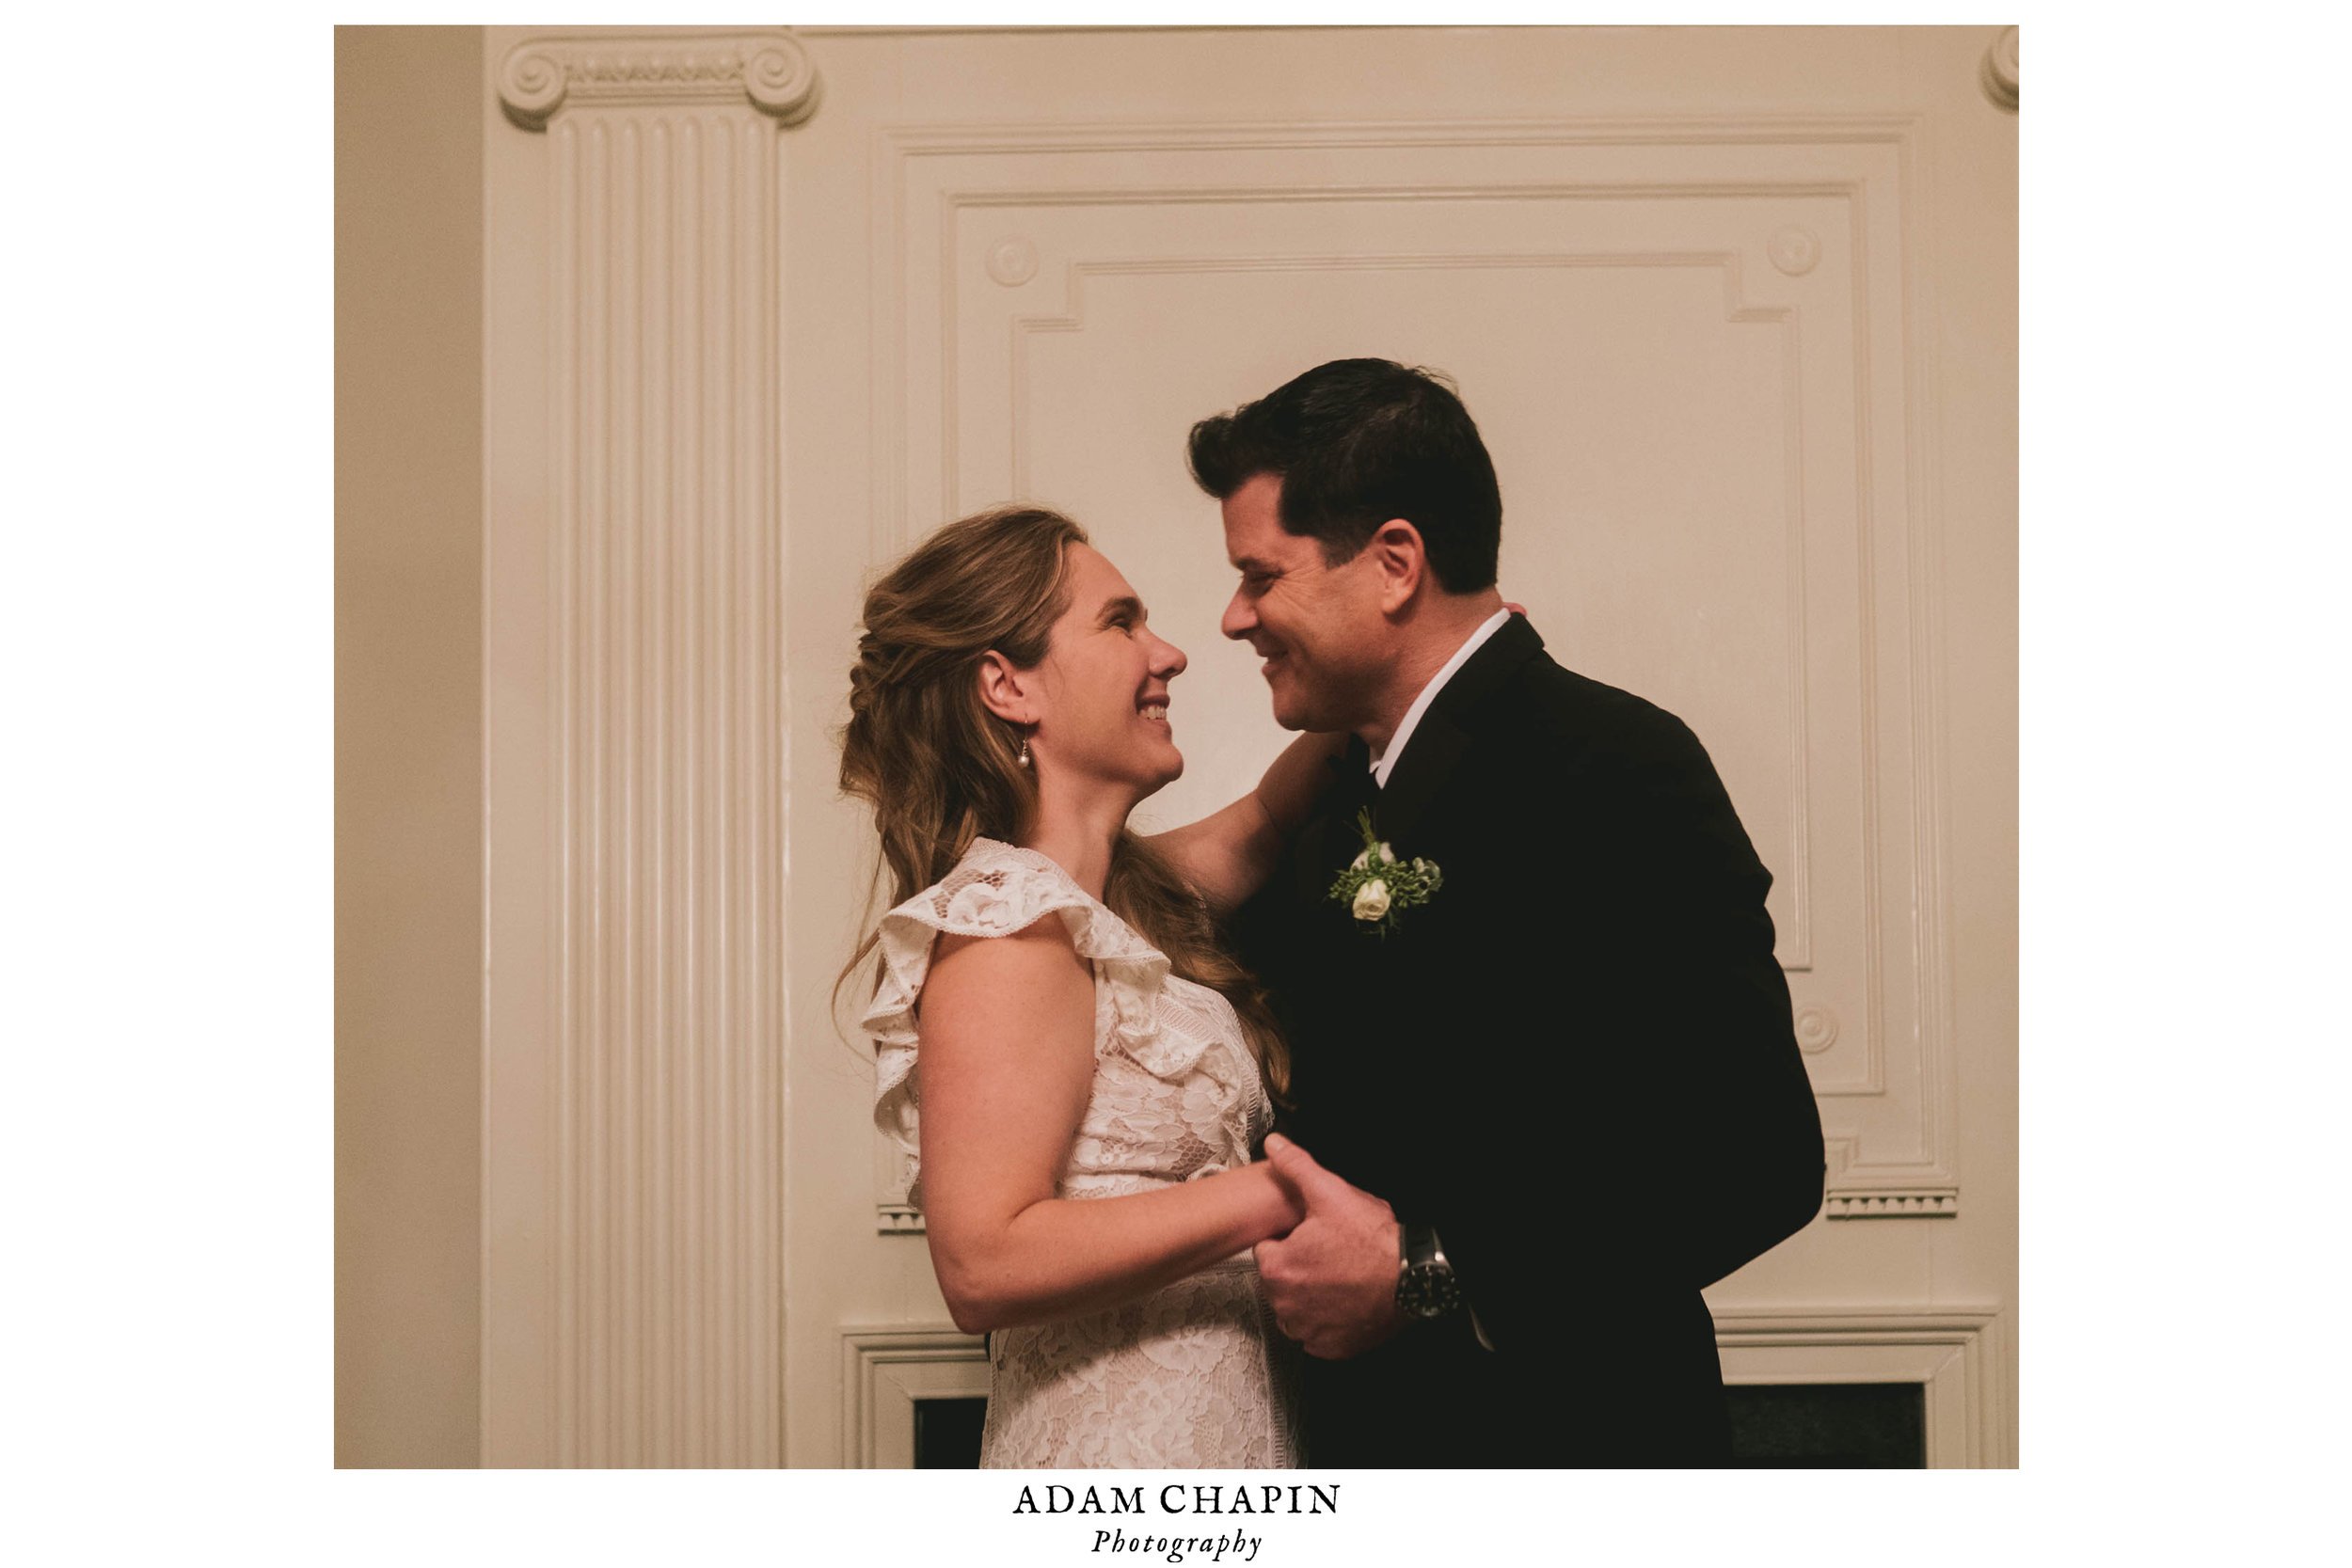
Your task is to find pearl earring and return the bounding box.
[1017,730,1031,768]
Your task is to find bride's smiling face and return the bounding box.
[1025,544,1189,798]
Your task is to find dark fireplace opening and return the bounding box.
[1727,1382,1926,1467]
[914,1395,989,1468]
[909,1381,1928,1468]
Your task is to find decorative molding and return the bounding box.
[868,112,1957,1214]
[499,32,820,131]
[1824,1190,1959,1218]
[841,1327,990,1467]
[1819,1136,1957,1216]
[867,110,1917,562]
[1768,224,1820,277]
[879,113,1928,158]
[945,180,1858,213]
[484,48,789,1465]
[548,105,786,1465]
[1794,1005,1839,1053]
[1980,27,2019,113]
[1883,112,1963,1211]
[1005,246,1818,982]
[985,235,1040,287]
[841,1309,2008,1467]
[876,1117,921,1231]
[1712,1305,2009,1466]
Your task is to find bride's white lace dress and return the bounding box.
[864,837,1300,1468]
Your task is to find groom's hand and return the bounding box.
[1253,1134,1407,1359]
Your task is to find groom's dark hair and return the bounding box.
[1186,358,1502,594]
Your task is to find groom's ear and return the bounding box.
[975,651,1039,725]
[1367,519,1427,613]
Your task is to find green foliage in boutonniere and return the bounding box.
[1326,808,1442,937]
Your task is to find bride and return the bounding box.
[838,505,1339,1467]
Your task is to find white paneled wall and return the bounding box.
[466,24,2016,1467]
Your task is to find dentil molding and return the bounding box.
[499,32,821,131]
[1825,1190,1959,1218]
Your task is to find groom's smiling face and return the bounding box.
[1219,471,1387,733]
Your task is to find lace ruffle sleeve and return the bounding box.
[860,841,1190,1170]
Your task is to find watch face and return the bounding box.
[1397,1263,1461,1319]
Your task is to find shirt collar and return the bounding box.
[1369,609,1513,788]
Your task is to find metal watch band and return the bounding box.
[1394,1222,1463,1320]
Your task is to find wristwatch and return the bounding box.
[1394,1221,1463,1321]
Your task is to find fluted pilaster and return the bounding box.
[485,30,805,1467]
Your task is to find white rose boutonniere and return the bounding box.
[1327,808,1440,937]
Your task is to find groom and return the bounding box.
[1193,359,1826,1467]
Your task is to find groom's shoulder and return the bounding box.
[1498,652,1708,771]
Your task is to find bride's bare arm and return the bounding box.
[1149,729,1346,914]
[915,920,1305,1335]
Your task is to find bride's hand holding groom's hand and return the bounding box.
[1253,1133,1408,1360]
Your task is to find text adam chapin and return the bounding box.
[1012,1482,1341,1564]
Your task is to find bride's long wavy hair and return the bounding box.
[834,506,1289,1101]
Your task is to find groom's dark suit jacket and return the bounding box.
[1231,614,1825,1467]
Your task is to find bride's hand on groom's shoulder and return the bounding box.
[1252,1134,1408,1360]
